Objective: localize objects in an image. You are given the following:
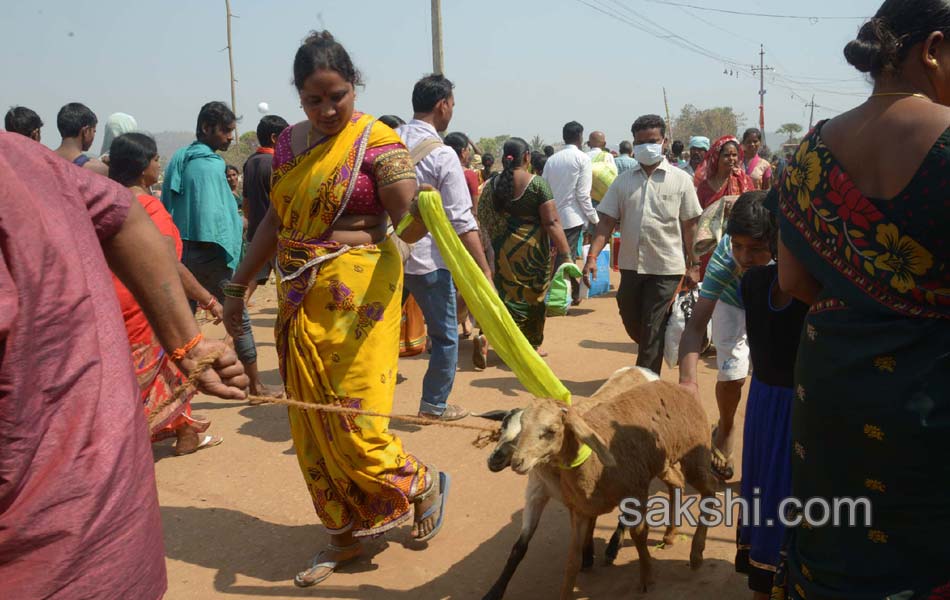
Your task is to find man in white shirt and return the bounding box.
[586,130,616,168]
[543,121,599,304]
[398,74,492,421]
[583,114,702,374]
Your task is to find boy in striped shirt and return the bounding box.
[677,191,776,481]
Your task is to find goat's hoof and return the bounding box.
[581,553,594,571]
[604,555,615,566]
[662,533,676,546]
[639,578,654,593]
[689,552,704,570]
[482,589,503,600]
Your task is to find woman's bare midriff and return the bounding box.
[326,214,387,245]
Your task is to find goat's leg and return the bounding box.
[659,464,686,546]
[581,516,596,571]
[560,511,594,600]
[628,494,655,592]
[683,451,720,570]
[483,474,550,600]
[604,519,625,565]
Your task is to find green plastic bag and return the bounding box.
[397,192,572,404]
[590,151,618,203]
[546,262,583,317]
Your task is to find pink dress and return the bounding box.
[0,133,166,599]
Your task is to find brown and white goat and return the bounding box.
[482,367,718,599]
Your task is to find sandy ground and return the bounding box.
[156,270,750,600]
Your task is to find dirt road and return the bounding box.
[157,272,750,599]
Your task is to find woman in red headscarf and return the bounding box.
[694,135,756,209]
[693,135,757,278]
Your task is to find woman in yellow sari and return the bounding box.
[223,31,447,587]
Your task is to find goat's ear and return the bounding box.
[564,408,616,467]
[476,409,511,422]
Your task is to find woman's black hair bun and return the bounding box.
[844,18,899,76]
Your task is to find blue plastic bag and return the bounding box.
[581,245,611,298]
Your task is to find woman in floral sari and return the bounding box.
[223,31,447,587]
[483,138,571,355]
[108,132,225,454]
[771,2,949,597]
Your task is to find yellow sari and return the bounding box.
[271,112,426,536]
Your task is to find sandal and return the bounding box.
[710,447,735,481]
[293,542,362,587]
[418,404,469,423]
[710,424,735,481]
[174,434,223,456]
[413,470,451,542]
[473,332,488,371]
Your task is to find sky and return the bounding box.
[1,0,879,152]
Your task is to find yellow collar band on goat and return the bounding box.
[558,443,593,469]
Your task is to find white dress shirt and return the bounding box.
[542,144,598,230]
[596,159,702,276]
[397,119,480,276]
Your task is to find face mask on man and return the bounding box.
[633,142,664,165]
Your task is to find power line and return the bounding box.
[577,0,746,67]
[575,0,858,120]
[603,0,751,68]
[678,7,760,45]
[643,0,868,21]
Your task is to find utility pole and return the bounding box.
[224,0,237,132]
[662,87,673,141]
[431,0,444,74]
[806,95,817,129]
[752,45,774,143]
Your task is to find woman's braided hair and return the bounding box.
[492,137,531,212]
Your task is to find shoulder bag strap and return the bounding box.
[410,137,444,166]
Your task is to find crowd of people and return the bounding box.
[1,1,948,598]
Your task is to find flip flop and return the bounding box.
[415,471,451,543]
[710,447,734,481]
[293,543,362,588]
[175,434,223,456]
[710,424,735,481]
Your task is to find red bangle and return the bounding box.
[199,297,217,310]
[170,333,203,362]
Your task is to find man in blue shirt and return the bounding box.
[614,141,638,174]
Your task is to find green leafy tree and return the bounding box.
[529,134,545,151]
[672,105,745,142]
[777,123,804,143]
[220,131,259,171]
[474,134,509,159]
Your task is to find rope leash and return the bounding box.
[149,350,501,449]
